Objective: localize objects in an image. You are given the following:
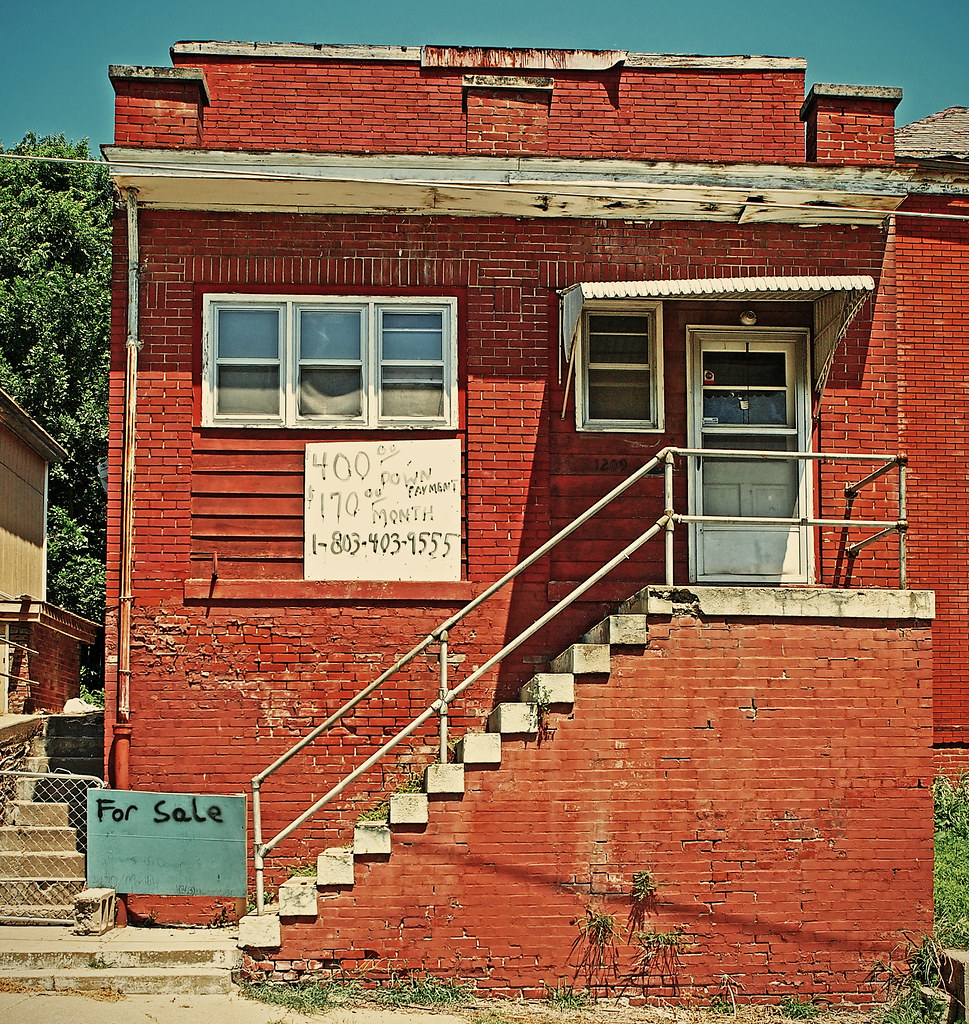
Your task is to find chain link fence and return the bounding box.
[0,770,106,924]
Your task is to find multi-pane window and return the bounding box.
[577,303,663,431]
[204,296,457,428]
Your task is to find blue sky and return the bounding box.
[2,0,966,151]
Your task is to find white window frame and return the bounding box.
[575,301,664,432]
[202,294,458,429]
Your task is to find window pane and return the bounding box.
[382,383,445,418]
[588,368,652,421]
[381,366,444,417]
[703,389,787,425]
[703,351,786,388]
[218,309,280,359]
[299,310,362,360]
[381,311,444,360]
[588,315,650,363]
[217,366,280,416]
[300,368,363,417]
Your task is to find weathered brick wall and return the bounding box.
[110,57,809,162]
[897,196,969,751]
[243,612,933,1000]
[805,97,898,165]
[103,212,905,894]
[4,621,82,714]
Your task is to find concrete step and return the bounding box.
[0,941,238,971]
[12,801,70,827]
[389,792,428,825]
[423,762,464,794]
[454,731,502,764]
[0,903,74,921]
[317,847,354,886]
[520,672,574,704]
[582,613,649,646]
[0,826,79,852]
[487,702,538,735]
[0,851,85,878]
[43,757,104,778]
[617,587,675,617]
[0,878,85,904]
[550,643,611,674]
[0,966,234,994]
[353,822,390,856]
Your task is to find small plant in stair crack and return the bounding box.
[534,682,555,742]
[356,799,390,823]
[288,861,318,878]
[87,955,116,970]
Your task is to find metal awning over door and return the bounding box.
[559,275,876,393]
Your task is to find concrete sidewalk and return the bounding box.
[0,987,472,1023]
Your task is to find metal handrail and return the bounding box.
[251,446,904,911]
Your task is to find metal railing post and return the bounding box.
[899,455,908,589]
[438,630,449,762]
[251,778,265,914]
[664,450,675,586]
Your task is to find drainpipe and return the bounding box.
[113,187,140,795]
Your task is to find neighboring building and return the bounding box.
[101,43,969,999]
[0,389,99,714]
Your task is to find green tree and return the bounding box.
[0,134,111,640]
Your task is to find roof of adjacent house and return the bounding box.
[0,388,67,463]
[897,107,969,161]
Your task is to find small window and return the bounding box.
[577,303,663,431]
[203,296,458,428]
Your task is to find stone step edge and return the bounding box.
[0,966,234,994]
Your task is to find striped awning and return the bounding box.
[560,275,875,392]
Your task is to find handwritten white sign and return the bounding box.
[304,439,461,581]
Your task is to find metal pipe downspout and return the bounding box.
[113,187,140,793]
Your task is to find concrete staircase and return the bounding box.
[249,596,667,938]
[0,924,239,993]
[0,712,103,923]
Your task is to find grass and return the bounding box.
[242,974,472,1013]
[778,995,819,1020]
[871,773,969,1024]
[545,983,588,1010]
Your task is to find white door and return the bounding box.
[688,328,812,584]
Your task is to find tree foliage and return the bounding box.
[0,134,111,630]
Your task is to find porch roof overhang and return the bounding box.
[559,274,876,392]
[103,147,908,225]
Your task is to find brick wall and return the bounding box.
[108,57,810,162]
[897,196,969,750]
[4,621,83,714]
[102,207,920,937]
[242,612,933,1000]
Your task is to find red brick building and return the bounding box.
[102,42,969,1000]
